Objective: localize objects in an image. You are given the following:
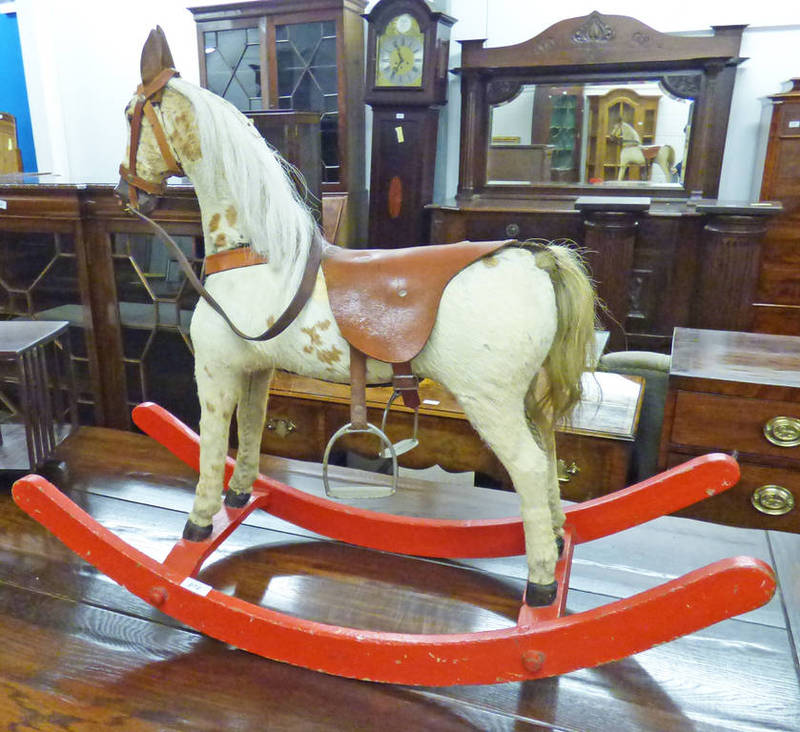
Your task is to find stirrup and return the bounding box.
[322,422,398,499]
[378,390,420,459]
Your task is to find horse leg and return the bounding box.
[225,368,274,508]
[457,393,561,606]
[183,361,241,540]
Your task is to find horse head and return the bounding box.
[116,27,186,214]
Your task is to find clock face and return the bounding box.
[375,14,424,88]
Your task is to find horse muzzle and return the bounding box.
[114,176,159,215]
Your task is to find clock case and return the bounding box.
[364,0,455,106]
[364,0,455,248]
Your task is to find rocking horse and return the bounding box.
[12,28,775,685]
[610,121,678,182]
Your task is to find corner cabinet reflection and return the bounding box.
[190,0,367,244]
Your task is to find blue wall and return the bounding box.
[0,12,37,172]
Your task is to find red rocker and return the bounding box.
[12,402,776,687]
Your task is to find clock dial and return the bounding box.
[375,14,424,88]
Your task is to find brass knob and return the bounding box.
[505,223,520,238]
[763,416,800,447]
[266,417,296,439]
[751,484,795,516]
[557,459,580,483]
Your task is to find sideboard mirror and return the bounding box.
[455,12,745,200]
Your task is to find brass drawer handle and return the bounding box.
[557,459,580,483]
[763,416,800,447]
[751,484,795,516]
[505,223,520,238]
[266,417,296,439]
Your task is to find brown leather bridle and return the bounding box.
[119,67,184,209]
[118,65,326,344]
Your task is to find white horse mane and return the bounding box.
[167,77,317,285]
[613,120,641,144]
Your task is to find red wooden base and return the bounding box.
[11,403,777,686]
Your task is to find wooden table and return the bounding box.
[0,426,798,730]
[262,370,644,502]
[660,327,800,532]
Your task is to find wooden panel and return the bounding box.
[261,370,641,496]
[668,453,800,532]
[670,391,800,460]
[752,303,800,336]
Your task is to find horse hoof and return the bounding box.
[182,520,212,542]
[525,580,558,607]
[224,489,251,509]
[40,459,70,486]
[555,535,565,556]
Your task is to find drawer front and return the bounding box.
[670,391,800,460]
[555,433,631,500]
[261,396,631,497]
[668,452,800,532]
[259,395,333,462]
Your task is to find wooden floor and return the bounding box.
[1,427,799,731]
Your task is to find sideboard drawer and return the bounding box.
[669,452,800,532]
[670,391,800,460]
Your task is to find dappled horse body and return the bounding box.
[116,28,597,604]
[610,121,677,183]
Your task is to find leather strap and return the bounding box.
[391,361,420,409]
[126,206,325,342]
[205,247,270,276]
[349,347,368,430]
[120,68,183,205]
[138,68,179,101]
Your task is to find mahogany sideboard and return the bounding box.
[262,370,644,500]
[659,327,800,533]
[429,197,781,352]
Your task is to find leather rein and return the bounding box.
[119,67,325,342]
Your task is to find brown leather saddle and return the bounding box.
[319,239,512,497]
[322,240,511,365]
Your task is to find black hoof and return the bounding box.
[525,580,558,607]
[40,459,70,486]
[224,489,251,509]
[555,535,565,557]
[182,519,212,542]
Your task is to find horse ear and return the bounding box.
[156,26,176,70]
[140,26,175,86]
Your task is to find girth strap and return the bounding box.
[347,352,420,430]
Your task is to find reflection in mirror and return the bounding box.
[488,80,694,188]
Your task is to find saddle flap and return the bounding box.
[322,240,512,364]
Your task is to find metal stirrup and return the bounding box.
[379,390,420,459]
[322,422,398,499]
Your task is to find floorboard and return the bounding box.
[0,427,798,731]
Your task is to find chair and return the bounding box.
[598,350,671,484]
[0,113,23,174]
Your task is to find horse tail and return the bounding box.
[524,242,598,430]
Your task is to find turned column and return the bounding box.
[693,210,774,331]
[581,210,639,351]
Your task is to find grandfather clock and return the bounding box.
[364,0,455,248]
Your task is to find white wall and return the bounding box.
[15,0,203,182]
[13,0,800,201]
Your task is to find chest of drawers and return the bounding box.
[659,328,800,531]
[261,370,643,500]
